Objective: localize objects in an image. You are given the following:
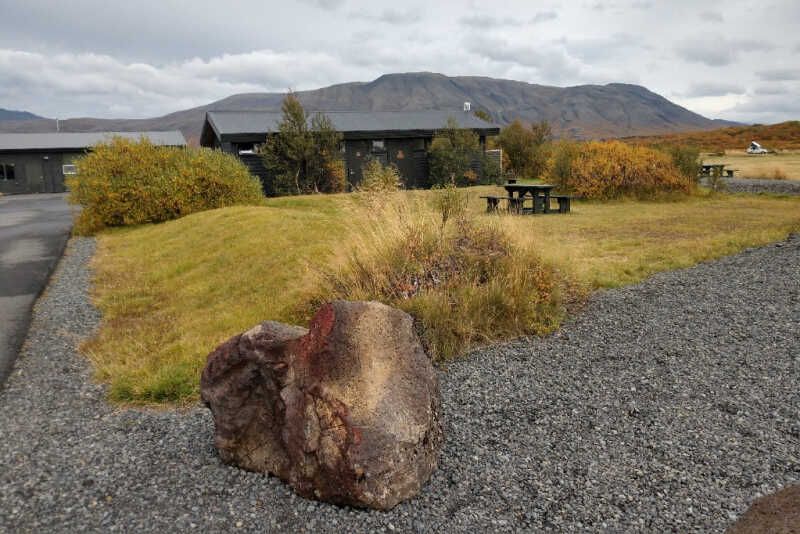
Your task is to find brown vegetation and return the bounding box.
[623,121,800,151]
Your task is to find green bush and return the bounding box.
[67,137,264,234]
[657,144,701,182]
[428,117,495,187]
[498,120,551,179]
[549,140,580,192]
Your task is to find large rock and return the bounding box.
[200,300,442,510]
[726,485,800,534]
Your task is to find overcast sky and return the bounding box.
[1,0,798,123]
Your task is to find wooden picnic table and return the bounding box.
[700,163,728,176]
[504,183,555,214]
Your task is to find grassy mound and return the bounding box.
[85,187,800,405]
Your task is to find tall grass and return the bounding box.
[303,194,565,360]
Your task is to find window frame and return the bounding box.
[62,164,77,176]
[0,163,15,181]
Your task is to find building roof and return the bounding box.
[203,110,500,142]
[0,131,187,152]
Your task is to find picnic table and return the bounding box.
[700,163,727,176]
[505,183,554,214]
[480,183,571,214]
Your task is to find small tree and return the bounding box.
[260,93,343,195]
[432,183,469,235]
[549,140,580,192]
[428,118,484,187]
[665,145,701,183]
[308,113,345,193]
[358,159,402,193]
[498,120,551,180]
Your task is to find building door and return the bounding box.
[42,157,62,193]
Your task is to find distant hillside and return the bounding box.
[0,108,44,121]
[622,121,800,151]
[0,72,734,142]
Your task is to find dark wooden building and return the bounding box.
[0,131,186,195]
[200,110,500,193]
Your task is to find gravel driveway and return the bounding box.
[1,236,798,533]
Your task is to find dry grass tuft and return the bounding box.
[303,195,565,360]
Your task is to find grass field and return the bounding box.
[703,150,800,180]
[84,187,800,405]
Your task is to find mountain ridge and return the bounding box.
[0,108,44,121]
[0,72,737,143]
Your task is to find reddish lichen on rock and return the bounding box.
[200,301,442,510]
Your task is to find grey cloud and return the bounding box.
[531,11,558,23]
[757,68,800,81]
[459,11,557,28]
[562,33,648,63]
[676,37,774,67]
[682,82,744,97]
[350,9,422,24]
[460,15,524,28]
[465,36,583,84]
[729,94,800,114]
[753,84,793,96]
[0,0,798,123]
[700,10,723,22]
[298,0,346,10]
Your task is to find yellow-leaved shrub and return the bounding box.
[67,137,264,234]
[550,141,693,199]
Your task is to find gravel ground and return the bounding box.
[718,177,800,195]
[1,236,798,533]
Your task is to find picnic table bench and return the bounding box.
[481,183,571,214]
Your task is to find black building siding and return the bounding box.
[0,151,78,195]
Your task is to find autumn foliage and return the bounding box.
[549,141,693,199]
[623,121,800,151]
[67,137,264,234]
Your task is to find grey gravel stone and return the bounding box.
[1,235,798,533]
[714,177,800,195]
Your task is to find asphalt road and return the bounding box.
[0,193,73,387]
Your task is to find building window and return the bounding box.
[0,163,15,180]
[371,140,385,151]
[63,164,77,175]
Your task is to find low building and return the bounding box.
[199,110,500,193]
[0,131,187,195]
